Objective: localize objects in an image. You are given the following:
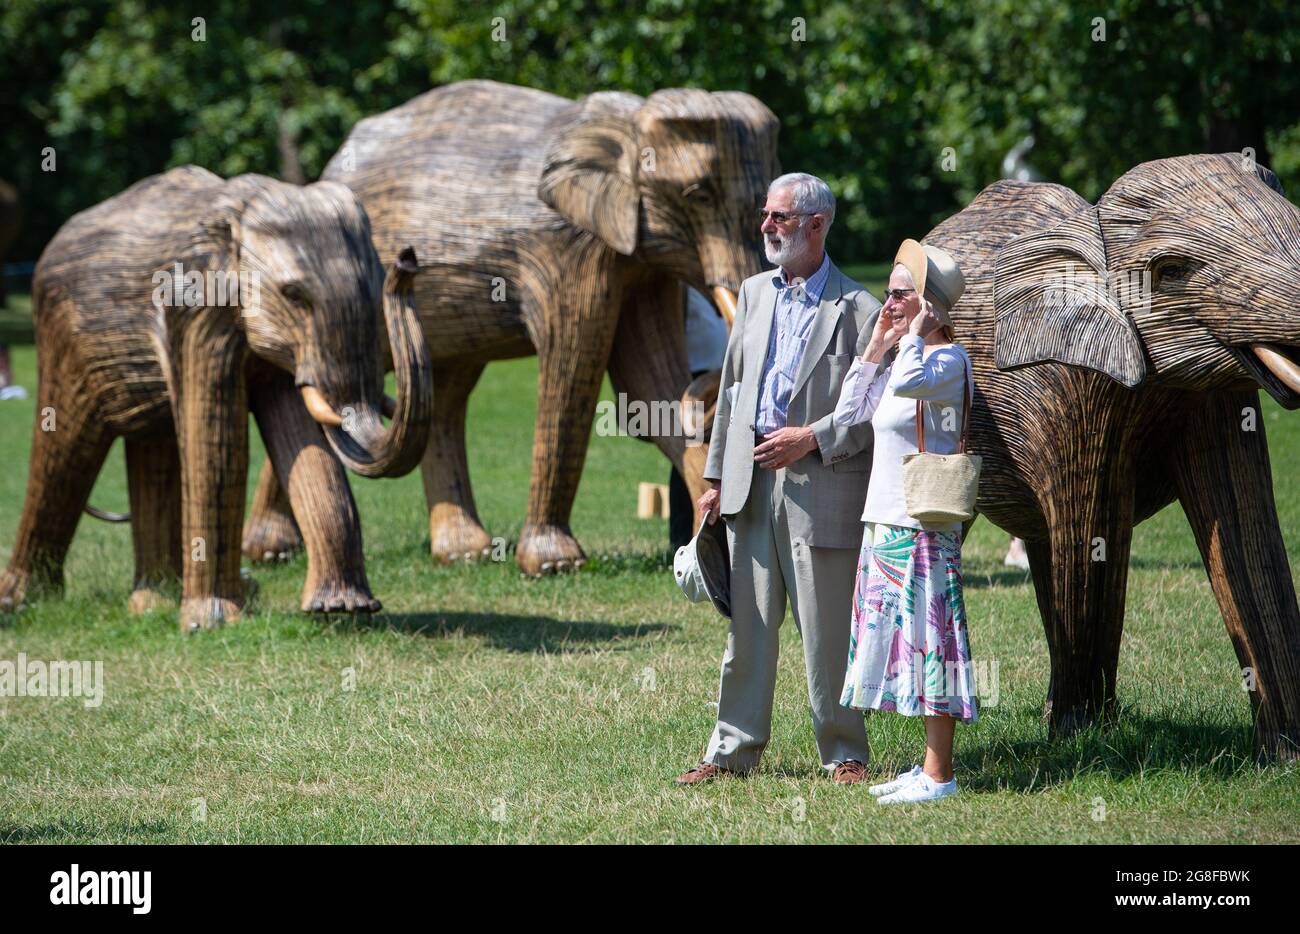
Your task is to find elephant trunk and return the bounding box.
[306,247,433,478]
[698,225,763,332]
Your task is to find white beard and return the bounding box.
[764,221,809,268]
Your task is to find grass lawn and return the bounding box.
[1,286,1298,843]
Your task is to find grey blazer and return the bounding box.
[703,260,889,549]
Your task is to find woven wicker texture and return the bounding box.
[0,167,433,631]
[926,152,1300,758]
[240,80,779,575]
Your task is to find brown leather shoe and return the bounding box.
[831,759,868,784]
[674,762,735,785]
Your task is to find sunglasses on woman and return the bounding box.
[883,287,916,302]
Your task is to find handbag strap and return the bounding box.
[914,352,972,455]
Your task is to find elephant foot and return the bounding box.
[179,595,242,634]
[0,567,29,615]
[300,580,381,615]
[128,585,177,615]
[241,511,304,564]
[430,512,494,565]
[1259,729,1300,763]
[1044,697,1116,738]
[516,523,587,576]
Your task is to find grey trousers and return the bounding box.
[704,463,870,772]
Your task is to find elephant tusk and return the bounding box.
[681,369,721,439]
[1252,345,1300,394]
[84,504,130,523]
[381,395,398,419]
[300,385,344,428]
[711,286,738,329]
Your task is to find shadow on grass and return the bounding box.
[962,568,1034,589]
[698,714,1257,786]
[331,609,676,653]
[0,817,173,843]
[1127,556,1205,571]
[962,557,1205,591]
[956,708,1259,792]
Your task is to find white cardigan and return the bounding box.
[832,334,972,533]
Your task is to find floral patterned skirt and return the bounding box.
[839,522,979,723]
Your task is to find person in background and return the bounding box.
[0,344,25,401]
[668,285,730,552]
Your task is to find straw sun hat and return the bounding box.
[893,238,966,330]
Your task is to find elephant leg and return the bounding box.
[1164,391,1300,760]
[606,275,709,523]
[1033,397,1139,736]
[422,361,492,563]
[516,279,622,575]
[250,371,380,614]
[176,317,249,632]
[1023,536,1057,721]
[126,436,182,614]
[241,459,304,563]
[0,358,112,609]
[1040,504,1135,735]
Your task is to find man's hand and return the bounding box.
[697,480,722,525]
[754,426,817,470]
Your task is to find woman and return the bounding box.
[832,239,977,804]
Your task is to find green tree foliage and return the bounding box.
[1,0,1297,262]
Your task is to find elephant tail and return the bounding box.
[84,504,130,523]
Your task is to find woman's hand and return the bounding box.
[908,299,945,338]
[864,307,909,362]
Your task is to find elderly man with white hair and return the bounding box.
[675,173,887,785]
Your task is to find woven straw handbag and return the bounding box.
[901,356,981,522]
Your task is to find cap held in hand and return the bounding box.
[673,516,731,619]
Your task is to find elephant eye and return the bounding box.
[280,282,311,306]
[1153,259,1190,288]
[682,182,715,205]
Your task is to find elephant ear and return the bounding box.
[993,205,1148,388]
[538,91,642,256]
[1205,151,1288,197]
[193,175,286,274]
[198,212,240,266]
[1251,160,1286,198]
[193,190,248,275]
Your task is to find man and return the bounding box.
[675,173,888,786]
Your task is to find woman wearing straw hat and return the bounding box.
[831,239,978,804]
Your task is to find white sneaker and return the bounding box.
[1004,538,1030,569]
[877,771,957,804]
[868,765,922,797]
